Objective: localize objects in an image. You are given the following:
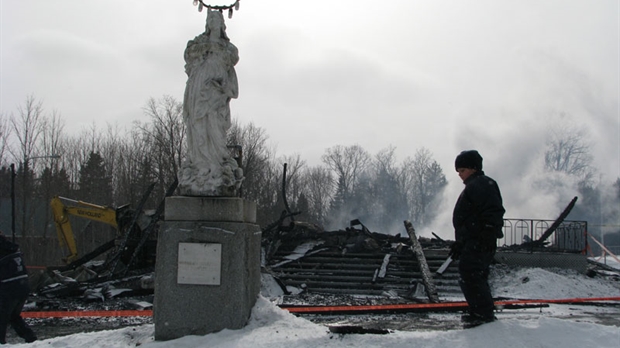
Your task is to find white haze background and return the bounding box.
[1,0,619,238]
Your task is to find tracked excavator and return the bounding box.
[49,181,177,276]
[50,196,136,265]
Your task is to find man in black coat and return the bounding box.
[0,232,37,344]
[451,150,505,327]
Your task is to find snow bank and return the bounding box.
[492,266,620,299]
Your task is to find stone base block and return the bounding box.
[154,197,261,341]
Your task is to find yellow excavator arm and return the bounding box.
[50,196,119,264]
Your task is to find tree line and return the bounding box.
[1,95,618,255]
[0,95,448,238]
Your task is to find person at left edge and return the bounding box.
[0,231,37,344]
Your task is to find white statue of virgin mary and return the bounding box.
[178,10,243,196]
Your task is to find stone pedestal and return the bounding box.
[153,196,261,341]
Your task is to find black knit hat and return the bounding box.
[455,150,483,170]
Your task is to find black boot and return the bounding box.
[461,312,496,328]
[24,333,37,343]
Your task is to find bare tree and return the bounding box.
[39,110,65,166]
[141,96,185,190]
[544,116,593,182]
[11,95,45,161]
[112,126,153,206]
[322,144,373,229]
[10,95,46,237]
[38,111,66,237]
[321,144,371,203]
[102,124,122,200]
[227,120,273,201]
[226,119,283,225]
[301,166,334,226]
[0,113,11,165]
[62,136,89,191]
[401,148,446,227]
[365,146,408,230]
[278,153,306,213]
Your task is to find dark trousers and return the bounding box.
[0,279,36,344]
[458,242,496,320]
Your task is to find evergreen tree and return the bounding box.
[0,166,14,234]
[295,192,310,221]
[0,166,11,199]
[37,166,73,237]
[78,152,113,205]
[327,176,347,228]
[373,166,408,230]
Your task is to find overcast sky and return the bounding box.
[1,1,618,231]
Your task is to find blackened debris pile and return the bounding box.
[264,219,459,299]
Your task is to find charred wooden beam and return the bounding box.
[328,325,390,335]
[349,219,373,238]
[535,196,578,245]
[52,239,116,272]
[261,163,306,261]
[432,232,450,247]
[281,163,296,221]
[123,178,178,275]
[404,220,439,303]
[106,182,156,276]
[261,210,302,262]
[378,254,390,278]
[516,196,579,250]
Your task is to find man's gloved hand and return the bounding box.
[449,240,464,260]
[478,225,498,253]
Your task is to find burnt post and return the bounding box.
[404,220,439,303]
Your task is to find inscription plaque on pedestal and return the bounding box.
[177,242,222,285]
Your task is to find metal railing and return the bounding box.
[499,218,588,253]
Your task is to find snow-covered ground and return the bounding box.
[8,264,620,347]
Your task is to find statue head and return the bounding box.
[205,10,228,40]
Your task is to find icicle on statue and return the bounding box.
[177,9,243,197]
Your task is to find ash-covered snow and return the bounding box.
[8,264,620,347]
[16,296,620,348]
